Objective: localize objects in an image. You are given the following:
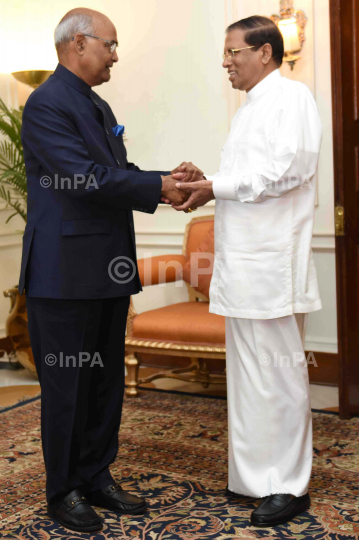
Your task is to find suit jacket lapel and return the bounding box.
[90,92,124,168]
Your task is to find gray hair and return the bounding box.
[54,13,94,51]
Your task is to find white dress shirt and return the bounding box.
[206,69,322,319]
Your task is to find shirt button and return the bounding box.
[105,128,109,135]
[116,159,120,166]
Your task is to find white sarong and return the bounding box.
[225,313,312,498]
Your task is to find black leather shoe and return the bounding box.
[86,483,147,515]
[47,488,103,532]
[251,493,311,527]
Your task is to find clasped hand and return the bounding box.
[161,162,214,212]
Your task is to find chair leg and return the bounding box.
[198,358,210,388]
[125,353,141,397]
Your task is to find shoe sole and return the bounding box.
[250,499,311,528]
[47,508,103,533]
[89,502,147,515]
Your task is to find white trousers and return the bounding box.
[225,313,312,498]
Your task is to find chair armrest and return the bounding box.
[137,254,188,286]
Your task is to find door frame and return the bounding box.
[330,0,353,419]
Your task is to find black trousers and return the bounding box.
[26,294,130,506]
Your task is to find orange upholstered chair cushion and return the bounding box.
[185,218,214,258]
[182,226,214,300]
[132,302,225,346]
[137,254,187,286]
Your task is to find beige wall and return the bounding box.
[0,0,337,353]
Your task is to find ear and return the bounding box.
[261,43,272,65]
[72,33,86,56]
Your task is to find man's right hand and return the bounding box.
[161,174,188,205]
[171,162,203,183]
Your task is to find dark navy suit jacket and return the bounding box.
[19,63,167,299]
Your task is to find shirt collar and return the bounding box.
[246,69,282,102]
[53,63,92,96]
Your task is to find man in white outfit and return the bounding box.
[172,15,322,527]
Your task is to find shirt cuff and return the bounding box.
[205,175,238,201]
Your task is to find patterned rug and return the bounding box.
[0,389,358,540]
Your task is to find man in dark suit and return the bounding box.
[19,7,201,533]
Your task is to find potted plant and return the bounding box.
[0,97,36,376]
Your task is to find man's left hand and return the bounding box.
[171,179,214,212]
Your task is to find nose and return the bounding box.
[112,49,119,63]
[222,57,232,69]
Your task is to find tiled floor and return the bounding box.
[0,356,339,411]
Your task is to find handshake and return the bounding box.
[160,162,214,213]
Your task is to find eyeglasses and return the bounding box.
[222,46,255,61]
[72,33,118,53]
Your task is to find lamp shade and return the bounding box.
[11,70,53,89]
[278,17,301,53]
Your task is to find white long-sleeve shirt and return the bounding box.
[206,68,322,319]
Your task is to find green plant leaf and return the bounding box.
[0,99,27,223]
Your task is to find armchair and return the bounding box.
[125,215,226,396]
